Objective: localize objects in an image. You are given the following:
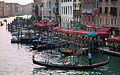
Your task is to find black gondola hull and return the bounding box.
[33,56,109,70]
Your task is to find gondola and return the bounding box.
[34,40,67,50]
[47,40,66,48]
[33,55,110,70]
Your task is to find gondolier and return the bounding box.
[88,53,92,65]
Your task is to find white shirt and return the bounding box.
[66,62,69,65]
[88,53,92,59]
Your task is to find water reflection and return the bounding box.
[33,67,107,75]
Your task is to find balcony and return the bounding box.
[87,9,93,13]
[82,9,93,14]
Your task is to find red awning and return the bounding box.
[49,22,58,26]
[52,27,110,37]
[52,27,68,32]
[107,36,120,43]
[52,27,91,35]
[40,20,46,23]
[96,32,109,37]
[33,21,58,28]
[97,28,111,32]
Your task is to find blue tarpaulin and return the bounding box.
[83,32,98,37]
[27,19,34,21]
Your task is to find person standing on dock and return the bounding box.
[0,22,3,26]
[88,53,92,65]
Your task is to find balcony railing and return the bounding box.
[82,9,93,14]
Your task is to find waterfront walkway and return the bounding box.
[98,47,120,56]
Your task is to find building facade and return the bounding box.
[32,0,43,20]
[73,0,82,25]
[98,0,120,26]
[5,3,10,17]
[81,0,99,25]
[0,1,5,18]
[98,0,120,36]
[6,3,16,16]
[22,3,33,15]
[42,0,58,22]
[60,0,73,26]
[14,3,22,16]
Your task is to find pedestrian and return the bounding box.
[66,61,69,65]
[62,60,66,65]
[0,22,3,26]
[88,53,92,65]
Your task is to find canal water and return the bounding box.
[0,16,120,75]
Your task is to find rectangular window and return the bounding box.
[81,0,83,8]
[111,18,113,25]
[70,6,72,14]
[100,17,102,25]
[105,0,108,2]
[113,7,117,16]
[92,16,94,23]
[74,4,77,10]
[66,7,67,14]
[64,7,65,14]
[110,7,113,15]
[99,0,102,2]
[92,0,94,9]
[68,6,69,14]
[96,0,98,8]
[111,0,118,2]
[89,16,90,24]
[81,15,83,24]
[88,0,90,9]
[78,3,81,10]
[96,16,98,24]
[79,16,81,22]
[105,7,108,14]
[85,16,87,24]
[85,0,87,9]
[99,7,102,14]
[62,7,63,14]
[113,18,117,25]
[110,7,117,16]
[105,17,108,25]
